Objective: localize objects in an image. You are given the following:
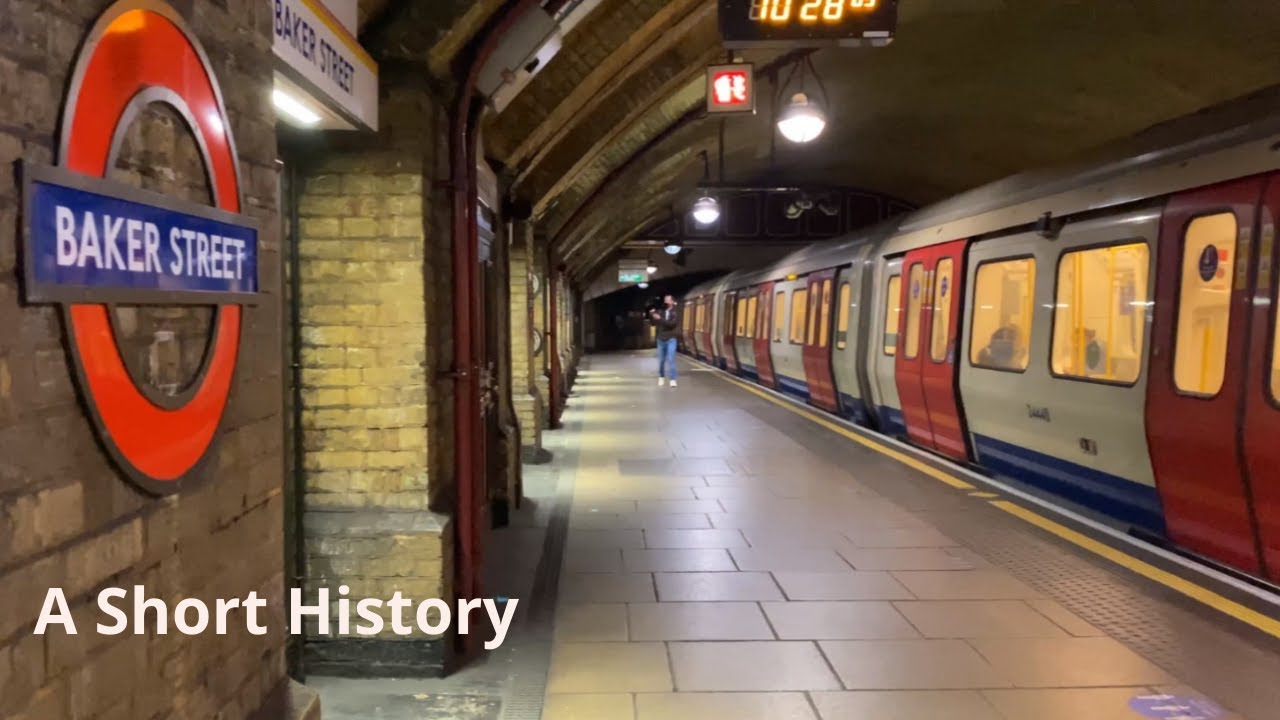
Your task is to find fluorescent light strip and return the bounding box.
[273,88,320,126]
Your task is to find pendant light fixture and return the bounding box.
[689,148,720,226]
[691,196,720,225]
[775,55,829,145]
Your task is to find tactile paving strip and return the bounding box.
[749,400,1280,720]
[499,370,588,720]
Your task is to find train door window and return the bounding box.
[1051,242,1149,383]
[755,294,765,339]
[1173,213,1237,396]
[774,291,786,342]
[790,288,809,344]
[904,264,925,359]
[746,296,758,338]
[1271,281,1280,400]
[819,279,833,348]
[970,257,1036,371]
[883,275,901,355]
[930,259,954,362]
[806,284,822,345]
[835,282,852,350]
[735,297,747,336]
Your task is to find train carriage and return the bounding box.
[677,103,1280,585]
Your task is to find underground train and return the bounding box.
[678,101,1280,586]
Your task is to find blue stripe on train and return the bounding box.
[838,393,870,426]
[972,434,1165,534]
[732,369,1161,534]
[775,374,810,402]
[739,364,759,382]
[876,405,907,437]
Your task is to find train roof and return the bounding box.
[682,86,1280,298]
[885,86,1280,253]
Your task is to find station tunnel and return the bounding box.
[2,1,1280,718]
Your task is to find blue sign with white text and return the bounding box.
[1129,694,1224,719]
[24,168,259,304]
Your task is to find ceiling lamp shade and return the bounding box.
[663,240,683,255]
[638,282,649,289]
[777,92,826,144]
[646,263,658,274]
[691,195,721,225]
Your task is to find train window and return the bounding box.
[883,275,901,355]
[1051,242,1149,384]
[790,288,809,344]
[1271,283,1280,401]
[774,291,786,342]
[904,264,925,359]
[819,279,833,348]
[836,282,852,350]
[806,284,822,345]
[930,259,954,362]
[746,296,758,338]
[1173,213,1237,397]
[970,258,1036,372]
[735,297,747,337]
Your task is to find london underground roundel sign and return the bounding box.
[21,0,259,494]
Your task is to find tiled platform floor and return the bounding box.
[541,353,1263,720]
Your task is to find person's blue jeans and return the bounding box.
[657,338,677,380]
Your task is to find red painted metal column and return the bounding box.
[450,0,540,665]
[547,245,563,429]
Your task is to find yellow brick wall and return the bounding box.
[298,171,432,511]
[292,78,456,674]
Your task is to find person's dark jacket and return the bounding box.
[654,306,680,342]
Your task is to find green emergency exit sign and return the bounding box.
[618,271,647,283]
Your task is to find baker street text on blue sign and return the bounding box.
[22,164,259,305]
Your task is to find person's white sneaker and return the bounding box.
[658,378,666,387]
[669,380,678,388]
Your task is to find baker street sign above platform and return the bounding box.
[22,163,260,305]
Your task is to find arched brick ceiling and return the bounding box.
[365,0,1280,283]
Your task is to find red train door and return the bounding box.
[1146,176,1266,575]
[1245,175,1280,582]
[896,253,934,448]
[698,296,713,362]
[894,240,970,460]
[754,283,777,388]
[802,270,839,412]
[921,241,969,461]
[721,292,738,372]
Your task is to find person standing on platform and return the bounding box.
[650,295,680,387]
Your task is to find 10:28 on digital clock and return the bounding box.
[749,0,881,24]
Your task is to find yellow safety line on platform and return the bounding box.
[992,501,1280,640]
[713,371,1280,640]
[717,374,973,490]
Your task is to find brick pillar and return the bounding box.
[294,73,455,677]
[509,222,543,456]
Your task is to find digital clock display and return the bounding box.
[719,0,897,48]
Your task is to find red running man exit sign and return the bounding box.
[706,63,756,114]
